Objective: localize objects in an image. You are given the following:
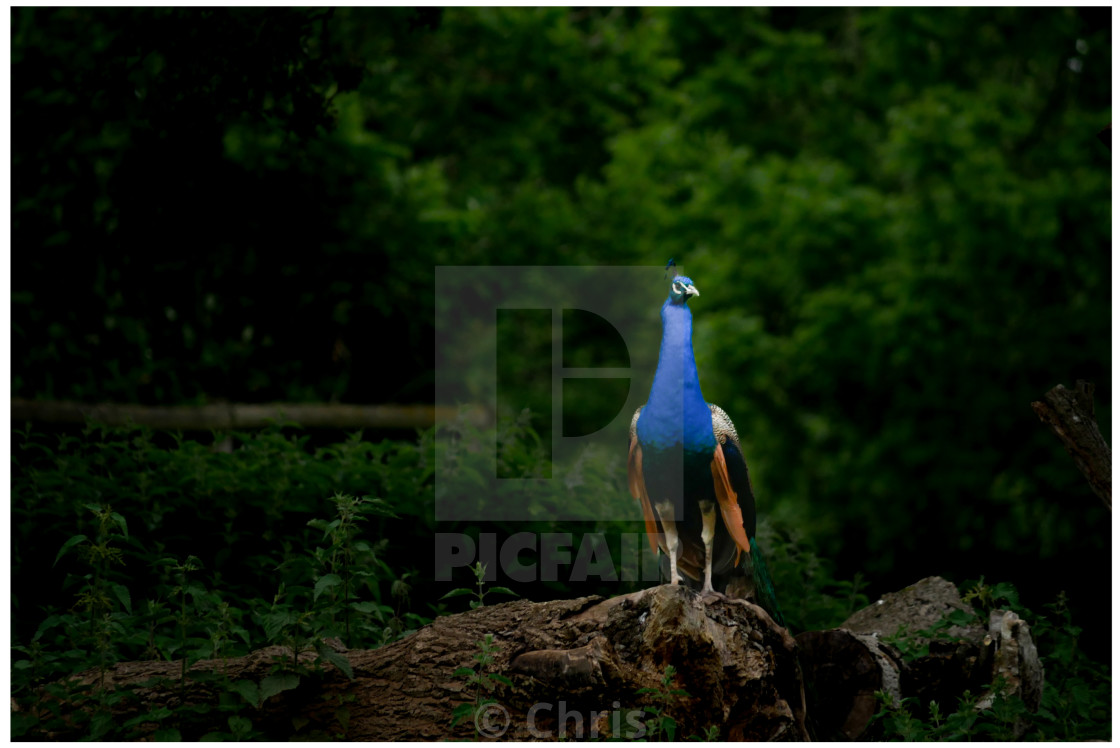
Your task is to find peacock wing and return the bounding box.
[709,403,758,539]
[627,407,661,556]
[710,443,751,561]
[708,404,758,567]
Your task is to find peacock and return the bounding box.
[627,262,785,627]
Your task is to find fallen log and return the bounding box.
[9,399,488,431]
[35,585,807,741]
[26,578,1041,741]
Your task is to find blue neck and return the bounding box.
[637,297,716,453]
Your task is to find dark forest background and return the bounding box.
[11,7,1111,740]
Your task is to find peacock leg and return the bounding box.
[699,499,717,592]
[653,501,682,585]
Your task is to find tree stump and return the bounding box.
[795,576,1044,740]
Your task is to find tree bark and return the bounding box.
[39,585,807,741]
[1031,381,1111,511]
[796,628,903,740]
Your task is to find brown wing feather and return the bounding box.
[627,435,661,556]
[711,442,752,566]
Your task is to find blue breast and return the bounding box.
[636,297,716,456]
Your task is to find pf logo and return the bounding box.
[435,266,663,522]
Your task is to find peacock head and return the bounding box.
[668,275,700,305]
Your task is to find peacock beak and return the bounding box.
[684,284,699,298]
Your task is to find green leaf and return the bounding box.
[350,601,379,613]
[336,705,351,733]
[231,678,261,708]
[440,588,475,600]
[307,518,332,535]
[945,609,975,626]
[33,614,63,641]
[452,667,476,678]
[663,716,678,741]
[228,715,253,738]
[199,731,229,741]
[152,728,182,741]
[489,673,514,687]
[124,707,174,727]
[53,534,87,566]
[110,512,129,539]
[488,586,518,598]
[315,641,354,680]
[261,610,296,641]
[313,573,342,601]
[89,711,114,740]
[990,582,1020,607]
[450,702,474,727]
[259,673,300,704]
[111,583,132,614]
[11,712,39,738]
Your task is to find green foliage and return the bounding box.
[11,423,437,740]
[874,685,1036,742]
[12,417,649,739]
[633,664,726,741]
[450,634,512,736]
[1023,591,1110,741]
[755,522,869,633]
[305,492,398,647]
[10,12,1112,735]
[11,9,1110,603]
[435,407,635,526]
[880,608,977,662]
[10,420,1112,740]
[961,577,1021,616]
[13,421,431,640]
[688,725,722,742]
[873,583,1110,741]
[440,562,519,611]
[635,664,692,741]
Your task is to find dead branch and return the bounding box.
[10,399,483,431]
[1031,381,1111,511]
